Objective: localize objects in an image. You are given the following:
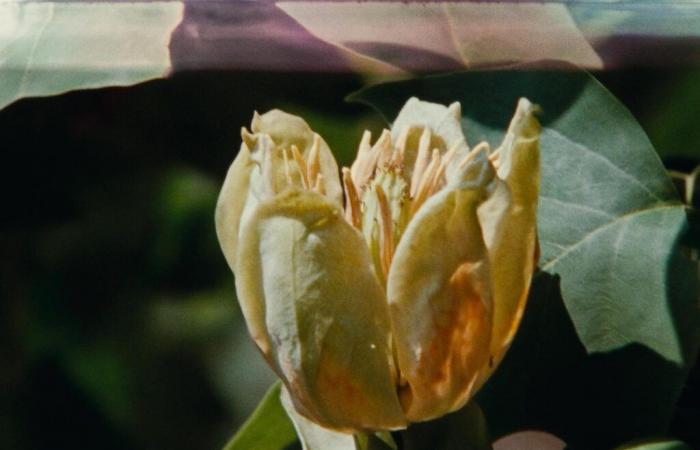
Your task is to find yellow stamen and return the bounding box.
[376,129,394,168]
[342,168,362,228]
[313,173,326,196]
[375,184,394,279]
[262,145,276,194]
[429,142,459,195]
[358,130,373,158]
[350,130,375,189]
[291,145,309,188]
[412,149,441,214]
[410,128,432,197]
[458,142,489,170]
[308,134,321,184]
[393,127,410,167]
[282,148,293,185]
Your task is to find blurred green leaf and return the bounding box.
[400,402,491,450]
[0,2,183,110]
[149,288,234,343]
[151,167,226,290]
[647,69,700,162]
[616,440,692,450]
[223,381,298,450]
[63,343,134,429]
[350,68,700,448]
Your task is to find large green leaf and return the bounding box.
[277,2,601,72]
[222,382,299,450]
[350,69,700,448]
[570,2,700,41]
[0,2,183,110]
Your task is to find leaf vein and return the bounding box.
[541,204,681,271]
[18,4,54,98]
[539,239,567,251]
[540,194,614,219]
[546,127,662,203]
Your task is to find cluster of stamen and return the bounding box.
[280,134,326,196]
[250,122,489,283]
[243,124,328,197]
[341,126,484,281]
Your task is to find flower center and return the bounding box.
[341,126,479,284]
[273,124,484,285]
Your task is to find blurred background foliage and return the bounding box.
[0,67,698,450]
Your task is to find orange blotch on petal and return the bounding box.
[400,261,492,421]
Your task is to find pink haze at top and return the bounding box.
[170,1,700,72]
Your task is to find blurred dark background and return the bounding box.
[0,67,698,450]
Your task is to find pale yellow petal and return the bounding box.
[217,108,345,271]
[387,155,495,421]
[280,386,356,450]
[236,189,406,432]
[253,109,343,206]
[478,98,540,379]
[391,97,464,148]
[490,98,540,205]
[214,142,254,271]
[390,97,470,180]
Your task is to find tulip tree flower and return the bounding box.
[215,97,540,433]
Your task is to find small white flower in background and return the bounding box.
[215,97,540,433]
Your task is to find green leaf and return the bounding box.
[280,384,397,450]
[0,2,183,110]
[354,432,398,450]
[399,401,491,450]
[350,68,700,448]
[615,440,692,450]
[277,3,602,71]
[570,2,700,41]
[222,381,299,450]
[646,69,700,162]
